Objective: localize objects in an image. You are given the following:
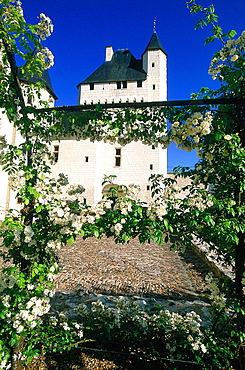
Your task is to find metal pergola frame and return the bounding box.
[35,97,245,114]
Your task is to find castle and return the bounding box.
[0,31,168,218]
[51,31,168,205]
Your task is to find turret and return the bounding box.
[142,31,167,101]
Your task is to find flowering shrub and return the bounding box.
[0,0,245,369]
[66,293,239,369]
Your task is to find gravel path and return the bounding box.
[55,236,211,300]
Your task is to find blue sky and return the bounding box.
[21,0,245,170]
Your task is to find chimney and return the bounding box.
[105,46,114,61]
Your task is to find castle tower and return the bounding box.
[77,31,167,105]
[0,48,57,219]
[142,31,167,101]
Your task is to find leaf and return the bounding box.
[93,230,99,238]
[122,233,130,243]
[163,218,169,230]
[36,205,44,213]
[227,30,237,39]
[67,236,75,245]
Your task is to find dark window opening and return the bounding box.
[115,148,121,167]
[53,145,59,163]
[90,83,94,90]
[85,156,89,162]
[117,81,121,89]
[83,198,87,204]
[137,80,142,88]
[122,81,127,89]
[115,157,121,166]
[152,62,155,67]
[152,145,155,149]
[146,185,150,191]
[17,197,22,204]
[150,164,153,170]
[153,85,156,90]
[27,96,33,105]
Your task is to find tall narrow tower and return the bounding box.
[142,31,167,101]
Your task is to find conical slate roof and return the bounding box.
[18,49,58,100]
[143,31,167,55]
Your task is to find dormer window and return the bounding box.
[117,81,127,89]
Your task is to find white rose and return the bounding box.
[224,134,232,140]
[231,54,238,62]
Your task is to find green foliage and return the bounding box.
[0,0,245,368]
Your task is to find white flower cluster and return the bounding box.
[47,315,84,338]
[9,0,23,15]
[208,30,245,79]
[124,184,141,199]
[0,274,18,293]
[170,112,213,150]
[75,296,207,355]
[0,354,11,370]
[37,47,54,69]
[146,200,167,221]
[67,108,170,149]
[8,171,25,190]
[36,13,54,40]
[186,190,214,211]
[114,198,133,215]
[2,296,51,335]
[164,309,207,353]
[205,273,227,309]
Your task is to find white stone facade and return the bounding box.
[51,32,168,205]
[0,32,168,217]
[0,87,55,219]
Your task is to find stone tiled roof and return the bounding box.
[18,69,58,100]
[143,31,167,55]
[79,49,147,85]
[17,48,58,100]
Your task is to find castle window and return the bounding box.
[152,145,155,149]
[115,148,121,167]
[85,156,89,162]
[153,85,156,90]
[117,81,127,89]
[90,83,94,90]
[152,62,155,67]
[83,198,87,204]
[137,80,142,88]
[146,185,150,191]
[17,197,23,204]
[27,96,33,105]
[150,164,153,170]
[53,145,59,163]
